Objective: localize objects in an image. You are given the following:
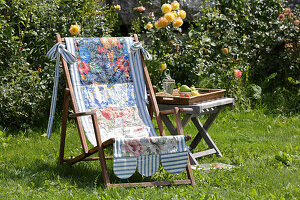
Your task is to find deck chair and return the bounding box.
[48,34,195,188]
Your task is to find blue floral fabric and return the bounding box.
[73,37,137,110]
[74,37,132,85]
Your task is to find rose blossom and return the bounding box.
[135,6,146,12]
[278,14,285,20]
[69,24,81,36]
[234,69,242,78]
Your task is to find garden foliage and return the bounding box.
[134,0,299,110]
[0,0,120,129]
[0,0,299,130]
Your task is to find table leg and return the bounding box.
[181,114,193,129]
[161,114,199,165]
[189,108,222,158]
[161,114,178,135]
[161,113,193,135]
[161,109,223,165]
[188,149,199,165]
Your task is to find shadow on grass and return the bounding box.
[10,157,171,189]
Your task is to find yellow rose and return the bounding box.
[69,24,81,36]
[161,4,172,14]
[171,1,180,10]
[172,12,177,18]
[221,48,229,54]
[145,22,153,30]
[157,17,169,28]
[114,4,121,11]
[172,17,183,28]
[178,10,186,19]
[155,21,161,29]
[159,63,167,71]
[164,12,175,22]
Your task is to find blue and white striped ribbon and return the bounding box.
[130,42,152,60]
[130,42,152,104]
[46,43,76,139]
[128,40,157,137]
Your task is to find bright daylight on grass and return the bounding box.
[0,0,299,199]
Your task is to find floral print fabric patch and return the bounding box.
[114,135,188,158]
[87,106,149,142]
[72,37,149,142]
[74,37,132,85]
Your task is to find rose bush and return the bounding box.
[130,0,299,111]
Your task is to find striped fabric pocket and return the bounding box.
[113,135,189,179]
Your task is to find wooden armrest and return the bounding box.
[160,108,193,115]
[69,111,96,118]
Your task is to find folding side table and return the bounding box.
[158,98,234,165]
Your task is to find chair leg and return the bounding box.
[173,107,196,187]
[173,107,184,135]
[91,113,111,187]
[186,160,196,187]
[59,88,70,164]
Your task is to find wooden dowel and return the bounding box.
[160,108,193,115]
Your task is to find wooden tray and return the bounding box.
[156,88,226,105]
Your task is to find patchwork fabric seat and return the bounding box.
[46,34,195,188]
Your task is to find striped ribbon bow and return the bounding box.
[130,42,152,60]
[46,43,76,139]
[130,42,152,105]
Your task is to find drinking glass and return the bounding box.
[163,78,175,96]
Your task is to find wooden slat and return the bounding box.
[56,34,89,154]
[186,161,196,187]
[63,138,115,165]
[109,180,191,188]
[59,88,70,164]
[69,111,96,118]
[174,107,184,135]
[91,113,111,186]
[160,108,193,115]
[148,86,157,120]
[63,156,113,162]
[192,149,217,158]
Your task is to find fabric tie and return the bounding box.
[130,42,152,104]
[130,42,152,60]
[46,43,76,139]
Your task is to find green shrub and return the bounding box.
[0,0,120,129]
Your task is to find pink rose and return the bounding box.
[234,69,242,78]
[278,14,285,20]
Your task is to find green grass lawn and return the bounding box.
[0,109,299,199]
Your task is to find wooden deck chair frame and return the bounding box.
[56,34,195,188]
